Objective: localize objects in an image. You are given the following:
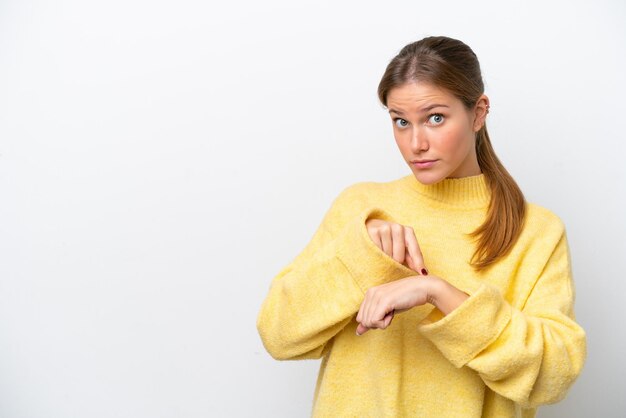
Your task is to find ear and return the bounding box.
[472,94,490,132]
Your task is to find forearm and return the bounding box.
[257,245,363,360]
[259,205,417,358]
[417,231,586,407]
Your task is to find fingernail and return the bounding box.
[355,331,361,336]
[421,268,428,275]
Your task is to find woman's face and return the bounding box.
[386,81,488,184]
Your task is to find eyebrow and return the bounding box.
[388,104,449,115]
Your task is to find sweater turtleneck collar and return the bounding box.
[401,173,491,209]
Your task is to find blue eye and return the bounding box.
[428,114,444,125]
[394,118,409,128]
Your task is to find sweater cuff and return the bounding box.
[335,207,416,293]
[417,283,512,368]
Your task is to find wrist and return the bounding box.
[425,276,445,306]
[426,276,469,316]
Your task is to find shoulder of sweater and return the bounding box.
[340,176,405,195]
[321,178,402,224]
[333,177,403,205]
[525,202,566,237]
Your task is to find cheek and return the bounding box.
[436,127,459,147]
[436,126,472,157]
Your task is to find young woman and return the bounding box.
[257,36,586,417]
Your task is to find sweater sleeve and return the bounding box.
[256,185,415,360]
[417,221,587,408]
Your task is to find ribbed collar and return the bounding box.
[401,173,491,209]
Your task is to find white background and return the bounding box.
[1,0,625,417]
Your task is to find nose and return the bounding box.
[410,126,429,153]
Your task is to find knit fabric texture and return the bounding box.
[257,173,586,418]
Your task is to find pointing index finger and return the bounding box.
[404,227,427,275]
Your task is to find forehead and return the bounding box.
[386,82,459,111]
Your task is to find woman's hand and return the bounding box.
[355,275,469,335]
[356,276,436,336]
[365,218,428,275]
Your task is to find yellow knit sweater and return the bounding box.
[257,173,586,418]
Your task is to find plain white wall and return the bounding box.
[0,0,624,417]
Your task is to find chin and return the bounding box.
[411,169,446,185]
